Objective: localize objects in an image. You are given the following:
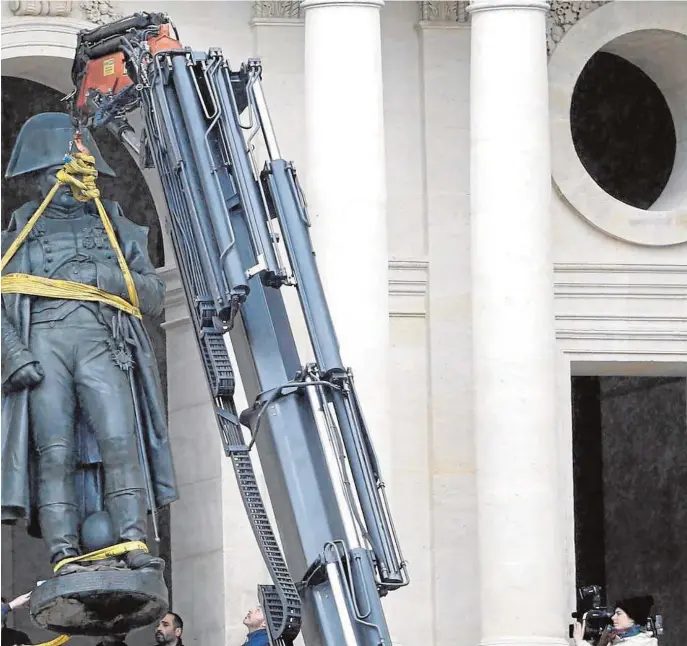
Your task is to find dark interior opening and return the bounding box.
[570,52,676,210]
[572,375,687,646]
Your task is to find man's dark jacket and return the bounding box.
[2,626,31,646]
[244,629,269,646]
[1,199,178,534]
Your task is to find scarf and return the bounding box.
[614,625,642,641]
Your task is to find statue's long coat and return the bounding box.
[1,199,178,535]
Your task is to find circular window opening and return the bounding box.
[570,51,677,210]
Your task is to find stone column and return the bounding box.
[468,1,567,645]
[301,0,391,476]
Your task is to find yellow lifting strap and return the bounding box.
[0,151,141,319]
[33,634,71,646]
[53,540,149,573]
[30,542,150,646]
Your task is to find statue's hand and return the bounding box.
[7,361,44,391]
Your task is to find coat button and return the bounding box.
[46,256,52,262]
[73,268,80,275]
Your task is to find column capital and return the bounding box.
[467,0,549,14]
[301,0,383,10]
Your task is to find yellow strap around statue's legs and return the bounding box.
[53,540,149,573]
[32,634,71,646]
[31,540,149,646]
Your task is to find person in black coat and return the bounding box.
[1,593,31,646]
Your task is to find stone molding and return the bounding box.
[418,1,608,50]
[420,1,469,22]
[8,0,122,23]
[252,1,302,19]
[554,263,687,356]
[8,1,72,16]
[160,259,429,326]
[389,259,428,318]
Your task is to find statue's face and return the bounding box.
[37,165,81,209]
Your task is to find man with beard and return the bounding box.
[154,613,183,646]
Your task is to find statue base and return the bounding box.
[29,568,168,636]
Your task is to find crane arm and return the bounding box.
[68,13,408,646]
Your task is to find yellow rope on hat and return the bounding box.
[1,150,141,319]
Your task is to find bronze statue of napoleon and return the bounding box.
[1,112,178,592]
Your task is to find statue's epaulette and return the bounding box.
[6,201,41,230]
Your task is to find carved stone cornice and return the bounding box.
[8,0,122,23]
[419,1,610,52]
[420,1,469,22]
[80,0,122,24]
[547,1,610,54]
[9,1,72,16]
[253,1,302,19]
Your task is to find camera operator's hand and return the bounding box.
[572,620,586,646]
[596,627,614,646]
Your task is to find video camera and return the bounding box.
[568,585,664,645]
[568,585,613,644]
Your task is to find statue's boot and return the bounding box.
[106,489,165,572]
[126,549,165,572]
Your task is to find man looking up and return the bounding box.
[154,613,183,646]
[241,607,268,646]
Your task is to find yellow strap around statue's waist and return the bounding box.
[0,152,141,319]
[1,274,141,318]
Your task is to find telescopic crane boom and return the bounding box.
[68,12,408,646]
